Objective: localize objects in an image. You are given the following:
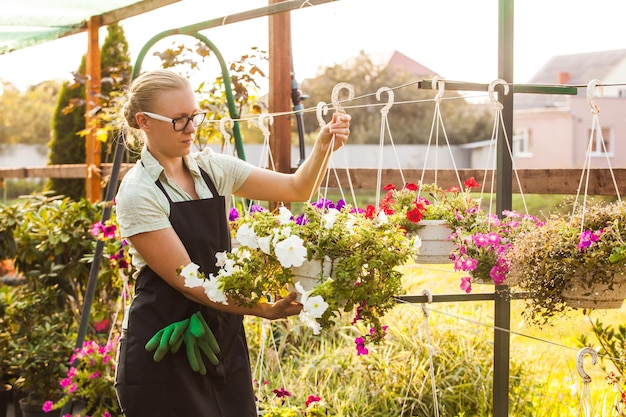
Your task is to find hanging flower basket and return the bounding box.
[288,256,336,301]
[413,219,455,264]
[377,178,482,265]
[561,272,626,309]
[186,198,416,354]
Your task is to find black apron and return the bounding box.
[115,168,256,417]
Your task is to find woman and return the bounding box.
[114,69,351,417]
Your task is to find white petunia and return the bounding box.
[302,294,328,319]
[377,210,388,224]
[180,262,204,288]
[236,223,259,248]
[345,214,357,234]
[215,251,228,268]
[298,310,322,335]
[321,208,339,229]
[257,235,272,254]
[274,235,307,268]
[277,206,293,224]
[221,257,237,274]
[202,274,228,304]
[413,235,422,251]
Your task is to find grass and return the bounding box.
[246,260,626,416]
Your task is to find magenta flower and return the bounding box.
[460,276,472,293]
[228,207,240,221]
[472,233,491,247]
[485,232,502,246]
[454,257,478,272]
[578,229,602,251]
[355,337,369,355]
[42,401,54,413]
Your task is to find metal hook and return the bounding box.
[376,87,394,115]
[257,114,273,136]
[316,101,329,127]
[421,289,433,318]
[331,82,355,114]
[431,75,445,103]
[219,117,232,142]
[576,347,598,384]
[587,79,603,114]
[488,79,510,110]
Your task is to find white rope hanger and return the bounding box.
[401,289,441,417]
[480,79,531,219]
[572,79,622,226]
[418,76,465,194]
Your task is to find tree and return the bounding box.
[0,80,60,145]
[47,23,132,200]
[299,51,492,145]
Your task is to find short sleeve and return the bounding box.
[193,147,254,196]
[115,166,172,238]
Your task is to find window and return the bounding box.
[513,127,532,157]
[586,127,614,156]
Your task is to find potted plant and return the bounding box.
[507,200,626,324]
[45,338,122,417]
[181,198,416,354]
[379,178,482,263]
[449,210,544,293]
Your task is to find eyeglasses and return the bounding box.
[142,111,207,132]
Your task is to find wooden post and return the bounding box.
[85,16,102,202]
[268,0,292,209]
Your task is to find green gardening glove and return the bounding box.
[145,317,190,362]
[183,311,220,375]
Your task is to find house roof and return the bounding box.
[516,48,626,109]
[528,48,626,85]
[370,50,436,78]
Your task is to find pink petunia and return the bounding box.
[460,276,472,293]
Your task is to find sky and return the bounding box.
[0,0,625,95]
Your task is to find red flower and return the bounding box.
[464,177,480,190]
[306,395,321,407]
[406,207,423,223]
[272,387,292,398]
[93,318,110,333]
[365,205,376,219]
[383,183,396,191]
[404,182,418,191]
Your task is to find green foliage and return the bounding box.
[245,302,533,416]
[154,41,269,147]
[5,286,76,404]
[46,75,86,199]
[47,22,133,200]
[578,318,626,378]
[0,81,60,145]
[300,51,492,145]
[0,193,128,406]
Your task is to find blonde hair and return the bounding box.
[121,70,191,148]
[123,69,192,128]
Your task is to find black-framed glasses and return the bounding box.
[142,111,207,132]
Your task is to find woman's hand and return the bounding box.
[261,292,303,320]
[318,112,351,153]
